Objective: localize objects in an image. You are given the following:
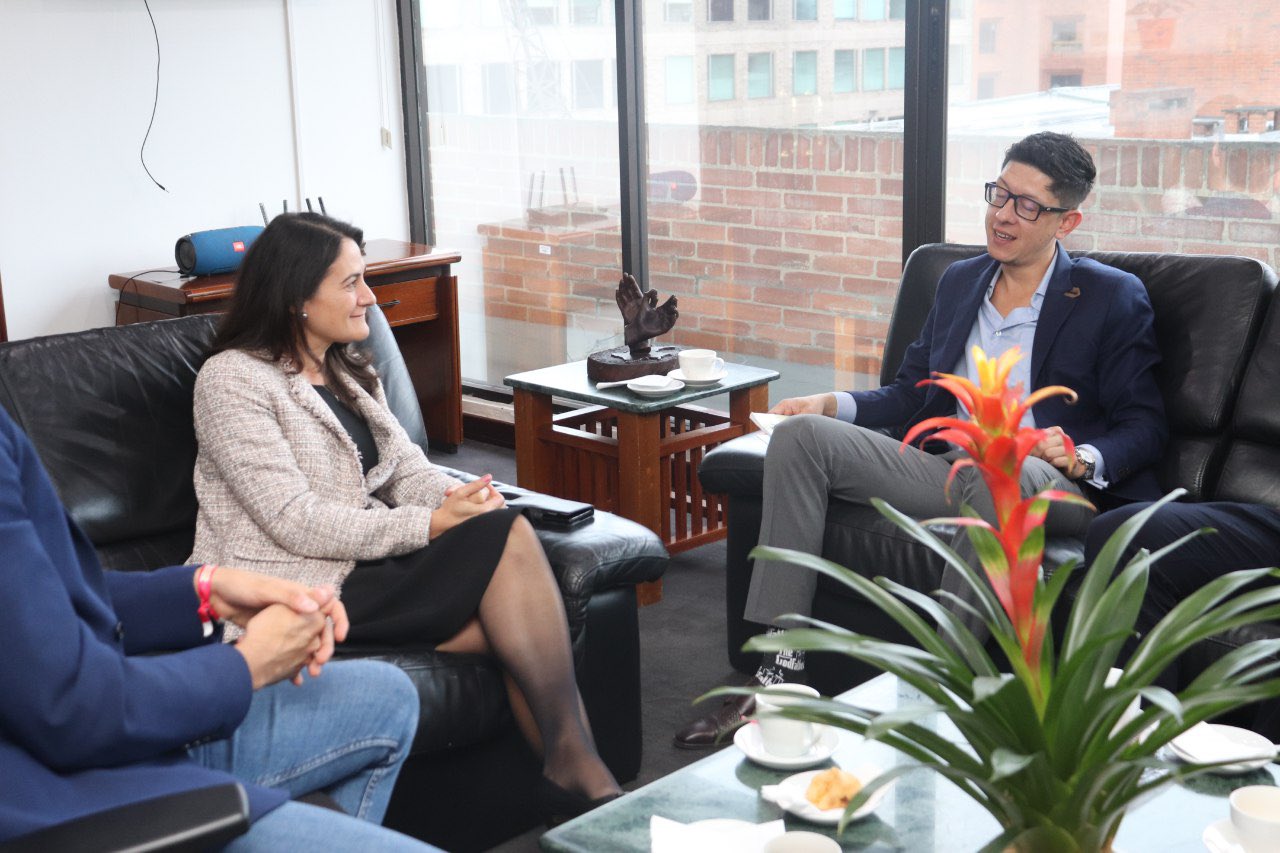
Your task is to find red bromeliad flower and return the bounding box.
[901,346,1093,674]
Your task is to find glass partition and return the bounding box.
[945,1,1280,276]
[640,0,907,400]
[417,0,622,386]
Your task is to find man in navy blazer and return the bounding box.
[0,406,436,849]
[677,131,1167,747]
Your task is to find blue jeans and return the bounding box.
[188,659,439,851]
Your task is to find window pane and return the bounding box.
[795,0,816,22]
[945,0,1280,285]
[667,56,695,104]
[834,50,856,93]
[748,0,771,21]
[642,0,905,402]
[426,64,460,114]
[709,54,735,101]
[864,47,884,90]
[571,0,600,25]
[748,52,773,98]
[978,20,997,54]
[665,1,692,23]
[573,59,604,109]
[528,0,556,25]
[417,3,621,385]
[834,0,856,20]
[709,0,733,22]
[888,46,905,89]
[889,0,906,20]
[526,61,562,113]
[793,50,818,95]
[483,63,516,114]
[861,0,886,22]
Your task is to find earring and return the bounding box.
[300,311,308,319]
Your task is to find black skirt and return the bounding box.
[340,507,522,646]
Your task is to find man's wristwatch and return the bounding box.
[1074,447,1096,482]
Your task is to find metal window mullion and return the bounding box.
[902,0,949,263]
[615,0,649,289]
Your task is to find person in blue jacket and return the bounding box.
[0,404,438,850]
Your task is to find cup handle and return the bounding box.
[712,357,725,373]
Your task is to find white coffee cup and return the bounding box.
[1231,785,1280,852]
[678,348,724,380]
[755,684,820,758]
[762,831,841,853]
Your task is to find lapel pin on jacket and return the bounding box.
[1064,286,1082,298]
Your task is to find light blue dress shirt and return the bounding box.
[833,257,1108,487]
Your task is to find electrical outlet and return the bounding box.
[380,127,393,149]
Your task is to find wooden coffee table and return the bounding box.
[505,360,778,604]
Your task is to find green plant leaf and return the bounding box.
[988,746,1036,781]
[1061,490,1185,660]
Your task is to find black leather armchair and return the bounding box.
[699,243,1279,696]
[0,784,249,853]
[0,308,668,851]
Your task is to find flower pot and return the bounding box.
[1136,17,1176,50]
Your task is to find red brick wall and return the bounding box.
[1115,7,1280,137]
[481,128,1280,383]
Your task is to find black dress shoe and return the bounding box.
[535,775,623,828]
[672,678,762,750]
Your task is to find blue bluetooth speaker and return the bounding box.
[175,225,265,276]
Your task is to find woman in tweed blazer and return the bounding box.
[189,213,621,823]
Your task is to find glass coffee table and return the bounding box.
[541,674,1275,851]
[506,359,778,604]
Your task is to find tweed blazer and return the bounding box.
[189,349,460,594]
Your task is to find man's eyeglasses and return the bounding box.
[984,182,1071,222]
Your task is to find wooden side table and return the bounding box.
[505,360,779,605]
[109,240,464,451]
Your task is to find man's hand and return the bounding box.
[234,604,328,689]
[205,567,349,645]
[770,393,837,417]
[1031,426,1084,478]
[431,474,506,539]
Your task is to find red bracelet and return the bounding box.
[197,564,221,638]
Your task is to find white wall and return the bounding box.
[0,0,409,340]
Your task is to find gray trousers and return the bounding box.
[743,414,1096,628]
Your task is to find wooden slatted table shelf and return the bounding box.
[505,360,779,605]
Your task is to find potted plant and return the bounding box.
[717,346,1280,852]
[1130,0,1191,50]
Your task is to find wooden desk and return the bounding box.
[109,239,464,451]
[506,360,779,605]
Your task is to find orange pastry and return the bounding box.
[804,767,862,811]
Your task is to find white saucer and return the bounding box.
[627,377,685,398]
[766,764,891,825]
[1203,818,1244,853]
[1170,724,1276,774]
[667,368,727,387]
[734,721,840,769]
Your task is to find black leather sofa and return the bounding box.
[700,243,1280,703]
[0,307,668,852]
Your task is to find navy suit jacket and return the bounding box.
[0,408,285,842]
[852,245,1167,502]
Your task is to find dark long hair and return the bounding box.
[210,212,377,406]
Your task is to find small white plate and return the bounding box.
[767,764,891,825]
[667,368,727,387]
[1203,818,1244,853]
[1169,724,1276,774]
[734,721,840,770]
[627,377,685,398]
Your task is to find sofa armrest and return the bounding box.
[434,468,669,628]
[0,783,249,853]
[699,432,770,496]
